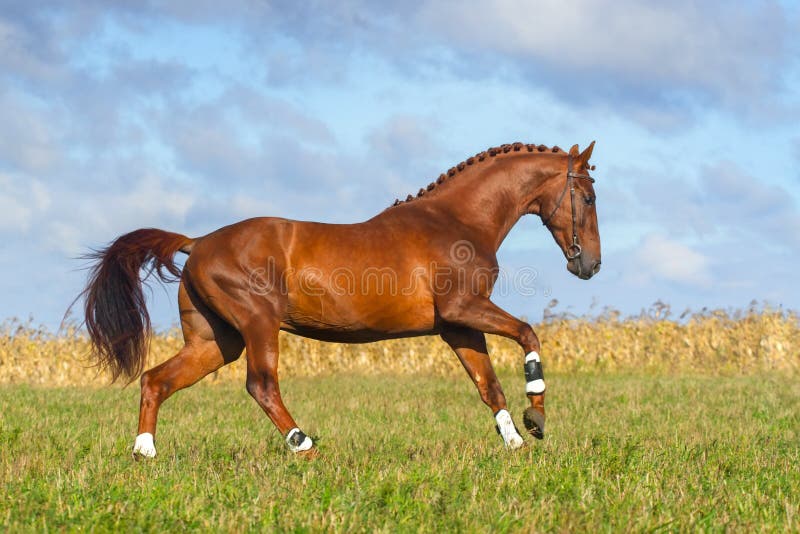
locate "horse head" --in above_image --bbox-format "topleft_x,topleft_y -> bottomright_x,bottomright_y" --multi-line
540,142 -> 601,280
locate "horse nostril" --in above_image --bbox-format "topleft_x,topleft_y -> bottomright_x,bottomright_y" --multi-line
592,261 -> 601,275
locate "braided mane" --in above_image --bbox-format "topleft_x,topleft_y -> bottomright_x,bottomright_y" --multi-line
389,142 -> 565,208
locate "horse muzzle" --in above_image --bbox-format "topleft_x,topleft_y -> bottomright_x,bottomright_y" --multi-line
567,257 -> 601,280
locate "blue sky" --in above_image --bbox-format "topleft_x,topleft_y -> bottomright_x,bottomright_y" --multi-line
1,1 -> 799,329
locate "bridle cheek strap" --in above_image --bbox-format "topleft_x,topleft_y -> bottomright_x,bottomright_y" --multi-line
540,154 -> 594,261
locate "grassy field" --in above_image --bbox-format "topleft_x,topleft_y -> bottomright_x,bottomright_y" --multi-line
2,371 -> 798,532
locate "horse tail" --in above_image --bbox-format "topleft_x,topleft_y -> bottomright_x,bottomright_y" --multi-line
80,228 -> 195,382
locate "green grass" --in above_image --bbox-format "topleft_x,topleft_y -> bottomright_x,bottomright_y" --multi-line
1,372 -> 798,532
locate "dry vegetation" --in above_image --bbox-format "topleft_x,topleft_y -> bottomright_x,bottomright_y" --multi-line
2,302 -> 797,386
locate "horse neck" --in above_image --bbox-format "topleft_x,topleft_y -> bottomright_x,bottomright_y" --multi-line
432,155 -> 558,251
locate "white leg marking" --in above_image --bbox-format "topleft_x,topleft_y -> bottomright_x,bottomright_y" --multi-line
132,432 -> 156,458
495,409 -> 524,449
286,428 -> 313,452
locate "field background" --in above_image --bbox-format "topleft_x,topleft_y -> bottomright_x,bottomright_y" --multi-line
2,304 -> 798,385
1,305 -> 799,531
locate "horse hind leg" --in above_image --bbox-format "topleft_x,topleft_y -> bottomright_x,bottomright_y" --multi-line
240,318 -> 316,456
133,282 -> 244,459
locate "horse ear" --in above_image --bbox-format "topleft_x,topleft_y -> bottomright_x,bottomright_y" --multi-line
578,141 -> 595,164
569,144 -> 580,157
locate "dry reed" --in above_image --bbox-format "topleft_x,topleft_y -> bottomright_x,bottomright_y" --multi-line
1,303 -> 797,386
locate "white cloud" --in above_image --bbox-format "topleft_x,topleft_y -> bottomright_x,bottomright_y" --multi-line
222,86 -> 335,145
44,220 -> 83,256
0,190 -> 32,232
367,114 -> 440,169
0,173 -> 51,232
624,160 -> 800,251
0,15 -> 66,85
230,194 -> 272,219
0,89 -> 65,173
632,234 -> 711,288
29,180 -> 52,211
121,174 -> 194,221
42,174 -> 195,255
416,0 -> 791,105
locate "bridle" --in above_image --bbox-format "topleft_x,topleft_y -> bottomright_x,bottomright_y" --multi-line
540,154 -> 595,261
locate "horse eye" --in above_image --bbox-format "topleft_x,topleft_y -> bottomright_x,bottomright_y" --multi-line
584,196 -> 595,206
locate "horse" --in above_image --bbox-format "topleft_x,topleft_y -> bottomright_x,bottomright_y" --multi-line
78,141 -> 601,458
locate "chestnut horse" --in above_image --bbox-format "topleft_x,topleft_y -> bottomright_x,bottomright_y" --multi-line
79,141 -> 600,457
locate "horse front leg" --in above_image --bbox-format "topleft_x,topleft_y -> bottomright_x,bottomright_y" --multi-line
438,297 -> 547,440
440,326 -> 523,449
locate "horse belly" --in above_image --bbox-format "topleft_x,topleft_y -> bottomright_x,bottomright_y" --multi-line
282,292 -> 436,343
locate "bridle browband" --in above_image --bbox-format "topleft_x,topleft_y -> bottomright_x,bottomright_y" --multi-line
540,154 -> 595,261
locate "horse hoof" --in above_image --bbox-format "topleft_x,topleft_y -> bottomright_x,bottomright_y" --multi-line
523,407 -> 545,440
132,433 -> 157,459
507,434 -> 525,450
